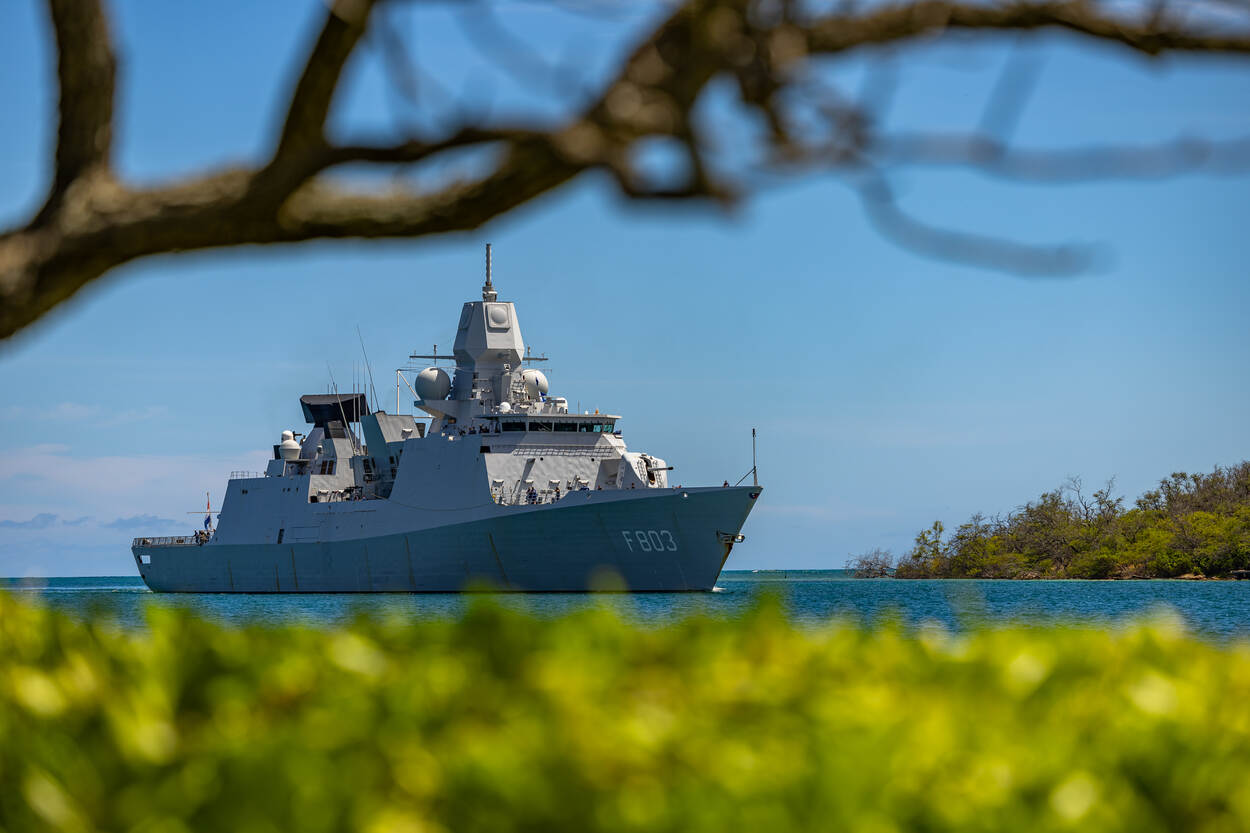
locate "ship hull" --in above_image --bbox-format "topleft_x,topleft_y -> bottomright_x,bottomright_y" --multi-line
133,486 -> 760,593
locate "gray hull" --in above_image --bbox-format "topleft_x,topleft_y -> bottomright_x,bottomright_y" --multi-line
133,486 -> 760,592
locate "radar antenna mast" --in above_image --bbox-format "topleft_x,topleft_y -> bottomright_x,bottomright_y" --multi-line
752,428 -> 758,487
185,491 -> 216,531
482,243 -> 497,302
356,325 -> 379,410
734,428 -> 760,487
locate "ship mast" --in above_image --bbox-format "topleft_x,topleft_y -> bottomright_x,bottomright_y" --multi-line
482,243 -> 497,302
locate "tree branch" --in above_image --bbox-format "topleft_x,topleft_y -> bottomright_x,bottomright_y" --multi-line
321,127 -> 543,169
4,0 -> 1250,342
805,1 -> 1250,58
276,141 -> 581,240
272,0 -> 379,166
42,0 -> 117,199
855,174 -> 1097,276
879,132 -> 1250,180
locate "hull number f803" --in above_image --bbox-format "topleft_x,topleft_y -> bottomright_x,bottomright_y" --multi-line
622,529 -> 677,552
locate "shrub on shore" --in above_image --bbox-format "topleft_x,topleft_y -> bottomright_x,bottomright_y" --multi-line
3,593 -> 1249,832
874,461 -> 1250,579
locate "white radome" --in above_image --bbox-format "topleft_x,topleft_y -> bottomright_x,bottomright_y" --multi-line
416,366 -> 452,400
522,368 -> 549,399
279,431 -> 301,461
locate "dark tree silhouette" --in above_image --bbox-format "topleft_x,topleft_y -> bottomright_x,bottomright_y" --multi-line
849,547 -> 895,577
2,0 -> 1248,340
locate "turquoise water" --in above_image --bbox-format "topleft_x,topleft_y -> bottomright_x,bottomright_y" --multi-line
5,571 -> 1249,639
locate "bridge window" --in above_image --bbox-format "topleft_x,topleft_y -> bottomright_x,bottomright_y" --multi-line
501,421 -> 526,432
530,421 -> 553,432
554,422 -> 577,432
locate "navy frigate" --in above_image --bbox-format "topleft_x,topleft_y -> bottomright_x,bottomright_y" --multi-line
132,248 -> 761,592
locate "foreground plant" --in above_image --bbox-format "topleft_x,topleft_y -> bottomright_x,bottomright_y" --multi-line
1,593 -> 1248,832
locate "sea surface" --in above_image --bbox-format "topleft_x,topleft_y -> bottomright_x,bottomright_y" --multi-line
4,571 -> 1249,640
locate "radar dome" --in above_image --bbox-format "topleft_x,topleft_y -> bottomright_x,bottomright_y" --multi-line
522,368 -> 549,399
279,431 -> 301,461
499,401 -> 512,414
415,367 -> 451,400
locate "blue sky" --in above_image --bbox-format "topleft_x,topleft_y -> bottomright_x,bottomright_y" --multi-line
1,1 -> 1247,575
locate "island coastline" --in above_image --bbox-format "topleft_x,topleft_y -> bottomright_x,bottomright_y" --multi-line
851,461 -> 1250,581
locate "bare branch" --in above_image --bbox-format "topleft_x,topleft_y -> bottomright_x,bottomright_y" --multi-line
805,1 -> 1250,58
42,0 -> 117,197
879,132 -> 1250,180
855,174 -> 1097,276
276,140 -> 580,240
977,38 -> 1045,140
372,7 -> 457,133
322,127 -> 545,169
4,0 -> 1250,342
454,2 -> 563,92
273,0 -> 379,164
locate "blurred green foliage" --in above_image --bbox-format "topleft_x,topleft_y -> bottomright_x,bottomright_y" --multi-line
3,592 -> 1250,833
890,461 -> 1250,578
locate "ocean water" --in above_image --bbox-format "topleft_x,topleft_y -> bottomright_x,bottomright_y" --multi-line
4,571 -> 1249,639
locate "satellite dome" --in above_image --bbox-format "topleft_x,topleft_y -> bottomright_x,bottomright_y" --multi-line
499,401 -> 512,414
415,367 -> 451,401
522,368 -> 549,399
279,431 -> 301,461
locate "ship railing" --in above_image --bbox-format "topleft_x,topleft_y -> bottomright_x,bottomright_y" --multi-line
132,535 -> 206,548
494,486 -> 590,507
229,470 -> 265,480
507,445 -> 609,458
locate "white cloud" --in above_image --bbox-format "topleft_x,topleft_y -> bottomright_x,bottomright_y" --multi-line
0,512 -> 59,530
51,402 -> 99,420
102,514 -> 181,530
0,444 -> 267,512
0,445 -> 269,575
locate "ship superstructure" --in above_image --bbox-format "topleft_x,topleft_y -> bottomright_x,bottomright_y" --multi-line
132,249 -> 761,592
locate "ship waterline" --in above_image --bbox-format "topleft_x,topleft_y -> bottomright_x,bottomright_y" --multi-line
134,486 -> 760,593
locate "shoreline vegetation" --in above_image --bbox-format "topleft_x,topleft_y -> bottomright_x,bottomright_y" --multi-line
3,593 -> 1250,831
852,461 -> 1250,580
